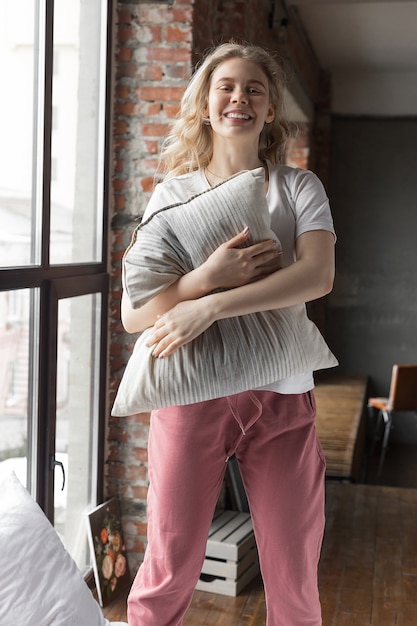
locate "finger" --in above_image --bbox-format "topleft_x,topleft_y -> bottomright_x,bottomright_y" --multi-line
151,336 -> 169,357
255,249 -> 282,265
146,326 -> 166,348
225,226 -> 251,248
152,344 -> 165,358
258,253 -> 282,270
153,314 -> 165,328
247,240 -> 281,258
153,335 -> 181,358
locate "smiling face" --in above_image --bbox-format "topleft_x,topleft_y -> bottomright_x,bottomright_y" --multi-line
205,57 -> 276,146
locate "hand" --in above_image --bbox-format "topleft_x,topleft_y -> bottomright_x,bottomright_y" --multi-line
203,227 -> 282,290
146,298 -> 214,358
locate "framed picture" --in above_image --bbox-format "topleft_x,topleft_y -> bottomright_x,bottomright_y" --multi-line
87,497 -> 130,607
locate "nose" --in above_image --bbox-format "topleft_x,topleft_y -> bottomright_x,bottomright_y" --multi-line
231,88 -> 248,104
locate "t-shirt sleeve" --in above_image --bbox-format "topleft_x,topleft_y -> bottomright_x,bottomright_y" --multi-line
141,173 -> 205,222
141,183 -> 175,221
290,169 -> 336,240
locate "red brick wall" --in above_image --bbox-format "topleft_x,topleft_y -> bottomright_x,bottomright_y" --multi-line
108,0 -> 331,574
108,0 -> 194,574
285,122 -> 311,170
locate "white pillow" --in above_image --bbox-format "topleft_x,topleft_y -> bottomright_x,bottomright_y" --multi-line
112,167 -> 337,415
0,470 -> 127,626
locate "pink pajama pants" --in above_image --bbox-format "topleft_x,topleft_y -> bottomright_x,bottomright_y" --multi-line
127,390 -> 326,626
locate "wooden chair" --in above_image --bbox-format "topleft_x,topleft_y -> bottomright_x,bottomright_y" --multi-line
368,364 -> 417,476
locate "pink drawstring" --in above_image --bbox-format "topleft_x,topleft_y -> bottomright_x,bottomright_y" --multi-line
225,392 -> 264,460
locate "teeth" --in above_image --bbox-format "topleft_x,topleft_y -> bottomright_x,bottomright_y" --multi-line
226,112 -> 250,120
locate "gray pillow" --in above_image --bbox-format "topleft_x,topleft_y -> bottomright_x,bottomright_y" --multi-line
112,168 -> 337,415
123,167 -> 280,306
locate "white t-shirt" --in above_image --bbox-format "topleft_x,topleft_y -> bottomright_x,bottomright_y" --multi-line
142,161 -> 335,394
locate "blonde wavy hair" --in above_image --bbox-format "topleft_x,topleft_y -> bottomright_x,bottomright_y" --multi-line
158,42 -> 290,180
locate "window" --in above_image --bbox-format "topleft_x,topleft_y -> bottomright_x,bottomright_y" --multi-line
0,0 -> 112,574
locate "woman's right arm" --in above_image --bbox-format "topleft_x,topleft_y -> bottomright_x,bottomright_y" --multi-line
121,265 -> 213,333
121,228 -> 281,333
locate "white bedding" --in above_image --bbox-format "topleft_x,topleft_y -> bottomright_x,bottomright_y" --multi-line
0,469 -> 127,626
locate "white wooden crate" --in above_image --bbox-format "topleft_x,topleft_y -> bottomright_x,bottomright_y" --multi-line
196,510 -> 260,597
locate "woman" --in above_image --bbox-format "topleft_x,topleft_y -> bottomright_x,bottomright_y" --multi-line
123,42 -> 336,626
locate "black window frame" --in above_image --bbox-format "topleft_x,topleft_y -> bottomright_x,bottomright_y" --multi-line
0,0 -> 114,520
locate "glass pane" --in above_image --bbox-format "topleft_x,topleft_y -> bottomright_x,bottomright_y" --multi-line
0,289 -> 39,491
0,3 -> 38,267
50,0 -> 106,264
55,293 -> 101,572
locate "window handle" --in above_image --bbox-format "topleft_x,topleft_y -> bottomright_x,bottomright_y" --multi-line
50,456 -> 66,491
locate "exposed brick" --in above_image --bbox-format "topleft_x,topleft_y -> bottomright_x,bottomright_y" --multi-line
115,84 -> 130,100
125,463 -> 148,482
112,230 -> 125,246
140,177 -> 155,192
132,447 -> 148,463
166,24 -> 192,44
132,486 -> 148,501
110,247 -> 124,261
117,24 -> 134,43
117,9 -> 132,24
135,6 -> 193,24
136,86 -> 185,102
114,158 -> 124,173
163,63 -> 190,80
162,103 -> 181,119
113,120 -> 129,136
110,356 -> 127,372
107,445 -> 121,463
115,63 -> 143,80
114,101 -> 139,116
112,177 -> 133,191
146,46 -> 191,63
135,24 -> 162,44
140,122 -> 170,136
114,194 -> 126,210
135,64 -> 164,82
116,46 -> 132,63
106,463 -> 127,480
144,140 -> 159,154
136,157 -> 159,174
125,535 -> 146,555
128,413 -> 151,428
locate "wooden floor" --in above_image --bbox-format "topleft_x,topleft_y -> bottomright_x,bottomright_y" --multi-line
103,447 -> 417,625
320,482 -> 417,625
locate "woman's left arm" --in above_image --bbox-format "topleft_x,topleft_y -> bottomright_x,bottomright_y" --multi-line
147,229 -> 334,357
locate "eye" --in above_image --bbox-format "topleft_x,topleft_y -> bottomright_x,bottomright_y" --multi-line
247,86 -> 264,95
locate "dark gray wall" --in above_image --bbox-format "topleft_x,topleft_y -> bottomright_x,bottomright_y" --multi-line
326,117 -> 417,442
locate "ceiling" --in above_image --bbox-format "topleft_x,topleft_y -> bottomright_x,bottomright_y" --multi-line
285,0 -> 417,117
